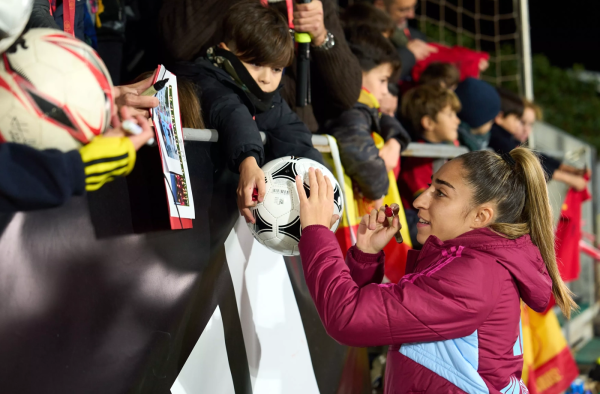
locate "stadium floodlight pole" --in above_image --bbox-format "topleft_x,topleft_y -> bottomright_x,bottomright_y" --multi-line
295,0 -> 311,107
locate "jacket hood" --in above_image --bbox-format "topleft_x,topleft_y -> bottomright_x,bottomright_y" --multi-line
425,227 -> 552,312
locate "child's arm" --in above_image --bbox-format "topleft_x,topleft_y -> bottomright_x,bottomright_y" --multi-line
258,95 -> 324,164
299,226 -> 500,347
379,114 -> 411,151
328,109 -> 389,200
552,170 -> 588,191
198,76 -> 265,173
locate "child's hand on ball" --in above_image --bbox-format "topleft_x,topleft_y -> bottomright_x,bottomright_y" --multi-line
238,157 -> 266,223
296,168 -> 339,229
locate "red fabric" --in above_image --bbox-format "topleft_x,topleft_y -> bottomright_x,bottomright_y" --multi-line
48,0 -> 56,15
299,225 -> 552,393
542,182 -> 591,313
382,238 -> 409,283
63,0 -> 76,36
554,184 -> 591,282
411,44 -> 489,83
397,156 -> 433,210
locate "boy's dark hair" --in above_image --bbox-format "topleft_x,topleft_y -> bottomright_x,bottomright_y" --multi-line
345,25 -> 401,79
401,84 -> 461,134
496,87 -> 524,118
341,3 -> 395,37
222,0 -> 294,68
419,62 -> 460,88
388,81 -> 399,97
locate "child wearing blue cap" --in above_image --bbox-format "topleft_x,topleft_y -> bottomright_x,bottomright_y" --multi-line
453,77 -> 501,151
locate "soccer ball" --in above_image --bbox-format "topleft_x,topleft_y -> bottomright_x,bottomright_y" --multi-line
0,28 -> 114,151
248,157 -> 344,256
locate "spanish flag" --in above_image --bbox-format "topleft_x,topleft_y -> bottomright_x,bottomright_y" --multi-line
521,304 -> 578,394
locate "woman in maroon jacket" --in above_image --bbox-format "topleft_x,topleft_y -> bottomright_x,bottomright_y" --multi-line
296,147 -> 575,394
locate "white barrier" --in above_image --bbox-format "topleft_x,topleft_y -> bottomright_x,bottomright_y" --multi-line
172,219 -> 319,393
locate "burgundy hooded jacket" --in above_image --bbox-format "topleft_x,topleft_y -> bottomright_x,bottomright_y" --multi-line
298,225 -> 552,394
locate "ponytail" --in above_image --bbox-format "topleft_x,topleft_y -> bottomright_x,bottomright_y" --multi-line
460,148 -> 577,318
508,148 -> 577,318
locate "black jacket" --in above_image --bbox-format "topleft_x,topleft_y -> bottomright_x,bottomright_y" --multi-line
0,143 -> 85,213
488,123 -> 561,178
390,27 -> 429,81
171,59 -> 323,172
325,104 -> 410,200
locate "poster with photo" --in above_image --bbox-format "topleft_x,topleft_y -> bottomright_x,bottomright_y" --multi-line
151,66 -> 195,223
154,79 -> 183,175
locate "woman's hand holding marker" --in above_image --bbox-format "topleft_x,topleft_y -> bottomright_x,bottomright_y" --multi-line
356,203 -> 402,254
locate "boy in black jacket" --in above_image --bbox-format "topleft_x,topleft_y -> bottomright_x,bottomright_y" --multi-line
325,26 -> 410,207
172,0 -> 322,223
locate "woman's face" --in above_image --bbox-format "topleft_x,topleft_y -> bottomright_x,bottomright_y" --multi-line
413,159 -> 486,244
519,107 -> 536,143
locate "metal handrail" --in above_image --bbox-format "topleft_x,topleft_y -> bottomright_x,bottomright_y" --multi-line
182,128 -> 469,159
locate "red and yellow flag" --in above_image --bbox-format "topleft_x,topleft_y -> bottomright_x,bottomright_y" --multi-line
521,304 -> 578,394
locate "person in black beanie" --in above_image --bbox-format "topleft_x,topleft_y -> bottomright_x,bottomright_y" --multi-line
454,77 -> 500,151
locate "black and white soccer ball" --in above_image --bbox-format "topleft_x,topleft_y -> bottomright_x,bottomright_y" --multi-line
248,157 -> 343,256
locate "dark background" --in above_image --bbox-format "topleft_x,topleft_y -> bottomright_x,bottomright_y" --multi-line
529,0 -> 600,71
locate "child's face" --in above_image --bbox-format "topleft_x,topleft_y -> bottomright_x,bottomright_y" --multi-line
362,63 -> 393,104
240,61 -> 284,93
424,105 -> 460,142
518,107 -> 536,143
495,113 -> 524,139
219,42 -> 284,93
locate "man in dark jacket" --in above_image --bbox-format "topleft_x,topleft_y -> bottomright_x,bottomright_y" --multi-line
159,0 -> 362,132
374,0 -> 437,80
170,2 -> 323,224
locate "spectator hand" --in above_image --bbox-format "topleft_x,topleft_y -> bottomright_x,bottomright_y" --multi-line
296,168 -> 339,229
106,106 -> 155,150
379,139 -> 401,172
478,58 -> 489,72
294,0 -> 327,47
406,39 -> 438,61
356,205 -> 401,254
238,156 -> 266,223
113,73 -> 160,118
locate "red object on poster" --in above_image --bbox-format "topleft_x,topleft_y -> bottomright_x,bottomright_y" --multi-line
411,44 -> 489,83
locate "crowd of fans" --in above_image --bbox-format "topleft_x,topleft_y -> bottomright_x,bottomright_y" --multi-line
0,0 -> 591,392
1,0 -> 590,241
